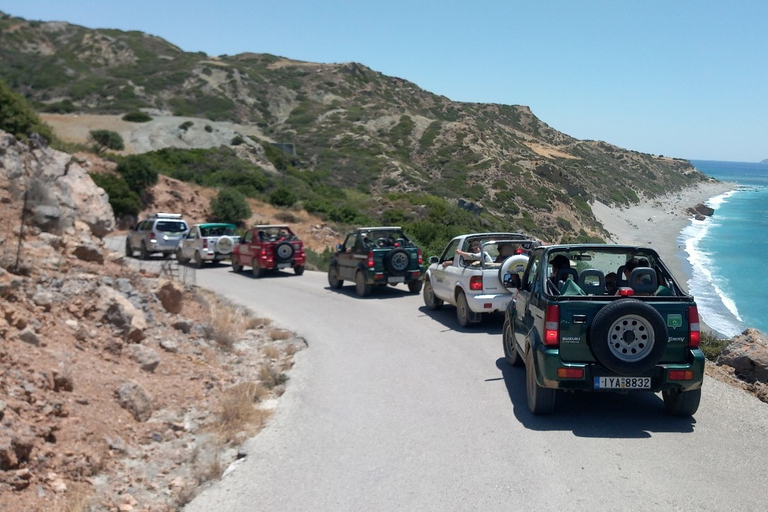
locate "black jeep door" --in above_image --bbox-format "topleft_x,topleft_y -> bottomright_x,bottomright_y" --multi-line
336,233 -> 361,281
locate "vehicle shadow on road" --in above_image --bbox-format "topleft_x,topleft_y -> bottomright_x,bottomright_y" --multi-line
418,305 -> 504,335
494,358 -> 696,437
325,284 -> 424,300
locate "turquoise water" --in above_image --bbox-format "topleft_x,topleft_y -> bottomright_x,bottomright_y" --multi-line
684,160 -> 768,337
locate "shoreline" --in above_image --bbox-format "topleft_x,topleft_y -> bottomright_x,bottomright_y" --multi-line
591,179 -> 736,334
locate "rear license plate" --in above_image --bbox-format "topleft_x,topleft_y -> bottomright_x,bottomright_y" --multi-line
594,377 -> 651,390
277,263 -> 290,269
388,276 -> 405,283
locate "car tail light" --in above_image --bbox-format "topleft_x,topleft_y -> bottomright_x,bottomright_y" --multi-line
150,231 -> 157,242
367,251 -> 375,268
469,275 -> 483,291
417,249 -> 423,266
544,304 -> 559,347
669,370 -> 694,381
202,239 -> 208,249
688,306 -> 701,347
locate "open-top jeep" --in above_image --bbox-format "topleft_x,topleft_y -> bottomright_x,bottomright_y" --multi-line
504,244 -> 704,416
176,223 -> 240,268
231,225 -> 305,278
328,226 -> 423,297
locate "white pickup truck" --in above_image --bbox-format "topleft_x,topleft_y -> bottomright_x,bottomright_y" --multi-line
176,223 -> 240,268
422,232 -> 537,327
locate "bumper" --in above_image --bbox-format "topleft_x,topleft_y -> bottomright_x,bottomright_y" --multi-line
532,347 -> 706,393
468,293 -> 513,314
370,270 -> 421,285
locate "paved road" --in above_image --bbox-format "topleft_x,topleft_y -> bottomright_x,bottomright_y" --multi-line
180,266 -> 768,512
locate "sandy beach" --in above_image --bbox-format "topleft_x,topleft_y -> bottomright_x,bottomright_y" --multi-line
591,179 -> 735,332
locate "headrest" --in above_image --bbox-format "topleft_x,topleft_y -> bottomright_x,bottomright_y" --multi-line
579,269 -> 605,295
556,268 -> 578,283
629,267 -> 657,294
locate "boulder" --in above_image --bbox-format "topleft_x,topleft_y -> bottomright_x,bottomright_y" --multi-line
717,328 -> 768,384
153,280 -> 183,314
115,381 -> 153,422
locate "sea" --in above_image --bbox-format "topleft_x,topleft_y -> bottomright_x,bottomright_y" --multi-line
682,159 -> 768,337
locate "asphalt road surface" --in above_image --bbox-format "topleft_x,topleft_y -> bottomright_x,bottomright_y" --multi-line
175,265 -> 768,512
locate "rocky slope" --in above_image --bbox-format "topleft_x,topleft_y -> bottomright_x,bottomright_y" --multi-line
0,130 -> 306,511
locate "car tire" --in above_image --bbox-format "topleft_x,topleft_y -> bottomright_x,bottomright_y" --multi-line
526,348 -> 556,415
662,387 -> 701,416
423,279 -> 443,310
176,248 -> 187,265
590,299 -> 668,376
140,242 -> 149,260
194,252 -> 204,269
408,279 -> 423,294
232,258 -> 242,273
252,259 -> 266,278
328,265 -> 343,289
383,248 -> 410,275
456,291 -> 480,327
355,270 -> 372,297
274,242 -> 295,262
125,238 -> 133,258
499,254 -> 529,289
503,319 -> 524,367
216,236 -> 234,255
294,265 -> 305,276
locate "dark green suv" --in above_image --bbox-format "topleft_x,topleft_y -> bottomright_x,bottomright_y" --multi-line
328,226 -> 423,297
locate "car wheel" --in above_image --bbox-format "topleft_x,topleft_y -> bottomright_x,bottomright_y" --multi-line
274,242 -> 295,262
503,319 -> 524,367
252,259 -> 266,278
423,279 -> 444,310
526,348 -> 556,415
125,238 -> 133,258
232,257 -> 242,273
456,291 -> 480,327
328,265 -> 343,289
140,242 -> 149,260
408,279 -> 423,294
176,248 -> 187,265
294,265 -> 305,276
383,248 -> 410,275
355,270 -> 372,297
194,252 -> 204,269
590,299 -> 668,375
662,387 -> 701,416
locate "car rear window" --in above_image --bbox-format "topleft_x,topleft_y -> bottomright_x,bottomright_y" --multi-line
155,221 -> 187,233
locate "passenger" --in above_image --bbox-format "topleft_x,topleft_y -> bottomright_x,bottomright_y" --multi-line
605,272 -> 618,295
549,254 -> 571,287
442,240 -> 492,267
495,243 -> 516,263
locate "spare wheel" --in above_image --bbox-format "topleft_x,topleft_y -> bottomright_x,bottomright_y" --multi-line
498,254 -> 529,289
274,242 -> 295,262
589,299 -> 668,376
384,248 -> 410,275
216,236 -> 234,255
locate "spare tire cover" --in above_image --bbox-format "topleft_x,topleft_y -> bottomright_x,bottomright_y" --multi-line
589,299 -> 668,376
499,254 -> 529,289
216,236 -> 234,255
274,242 -> 295,262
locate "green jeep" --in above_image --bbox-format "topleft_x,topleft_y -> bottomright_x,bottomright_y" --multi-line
328,226 -> 424,297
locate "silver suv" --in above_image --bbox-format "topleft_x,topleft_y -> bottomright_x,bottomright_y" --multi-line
126,213 -> 189,259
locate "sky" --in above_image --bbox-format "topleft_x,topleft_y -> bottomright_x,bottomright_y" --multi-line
1,1 -> 766,163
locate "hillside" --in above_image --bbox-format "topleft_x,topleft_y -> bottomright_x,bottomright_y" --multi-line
0,11 -> 711,245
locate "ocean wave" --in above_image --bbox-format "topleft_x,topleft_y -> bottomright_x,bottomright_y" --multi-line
680,192 -> 745,337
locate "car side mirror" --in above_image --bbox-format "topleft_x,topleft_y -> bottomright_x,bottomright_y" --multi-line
337,244 -> 343,251
429,256 -> 439,264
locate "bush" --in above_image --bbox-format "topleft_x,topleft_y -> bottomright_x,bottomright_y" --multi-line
116,155 -> 159,191
211,188 -> 251,224
0,79 -> 55,143
89,130 -> 124,152
89,173 -> 142,218
269,188 -> 297,207
179,121 -> 194,131
122,110 -> 152,122
700,331 -> 731,361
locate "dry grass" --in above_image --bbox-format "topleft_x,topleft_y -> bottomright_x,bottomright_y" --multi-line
259,362 -> 288,389
245,316 -> 271,330
215,382 -> 270,439
51,483 -> 93,512
262,345 -> 280,360
269,328 -> 292,341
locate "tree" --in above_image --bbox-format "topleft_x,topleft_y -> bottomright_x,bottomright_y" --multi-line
269,187 -> 297,207
0,79 -> 55,143
89,173 -> 142,218
116,155 -> 159,191
211,188 -> 251,224
89,130 -> 125,152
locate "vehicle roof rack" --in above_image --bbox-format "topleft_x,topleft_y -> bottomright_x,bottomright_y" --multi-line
146,212 -> 183,219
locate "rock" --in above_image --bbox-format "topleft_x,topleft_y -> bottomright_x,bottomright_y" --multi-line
127,344 -> 160,373
159,339 -> 179,353
53,370 -> 75,392
16,327 -> 40,346
153,280 -> 183,314
172,319 -> 193,334
98,285 -> 147,342
717,328 -> 768,384
115,381 -> 153,422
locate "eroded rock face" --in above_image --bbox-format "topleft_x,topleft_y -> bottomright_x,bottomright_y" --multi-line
717,328 -> 768,384
0,131 -> 115,238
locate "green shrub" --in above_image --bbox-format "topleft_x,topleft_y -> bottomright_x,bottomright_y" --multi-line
211,188 -> 252,224
231,135 -> 245,145
89,130 -> 125,152
179,121 -> 194,131
0,80 -> 55,143
122,110 -> 152,122
204,124 -> 213,133
269,188 -> 297,207
89,172 -> 141,218
700,331 -> 730,361
116,155 -> 159,191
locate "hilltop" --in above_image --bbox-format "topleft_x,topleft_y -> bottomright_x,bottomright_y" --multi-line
0,11 -> 711,247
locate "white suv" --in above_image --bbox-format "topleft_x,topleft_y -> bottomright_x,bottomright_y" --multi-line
176,223 -> 240,268
126,213 -> 189,259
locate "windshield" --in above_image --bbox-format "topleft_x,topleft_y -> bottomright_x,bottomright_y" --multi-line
155,221 -> 187,233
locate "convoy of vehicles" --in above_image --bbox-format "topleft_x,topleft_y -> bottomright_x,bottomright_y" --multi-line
126,214 -> 704,417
